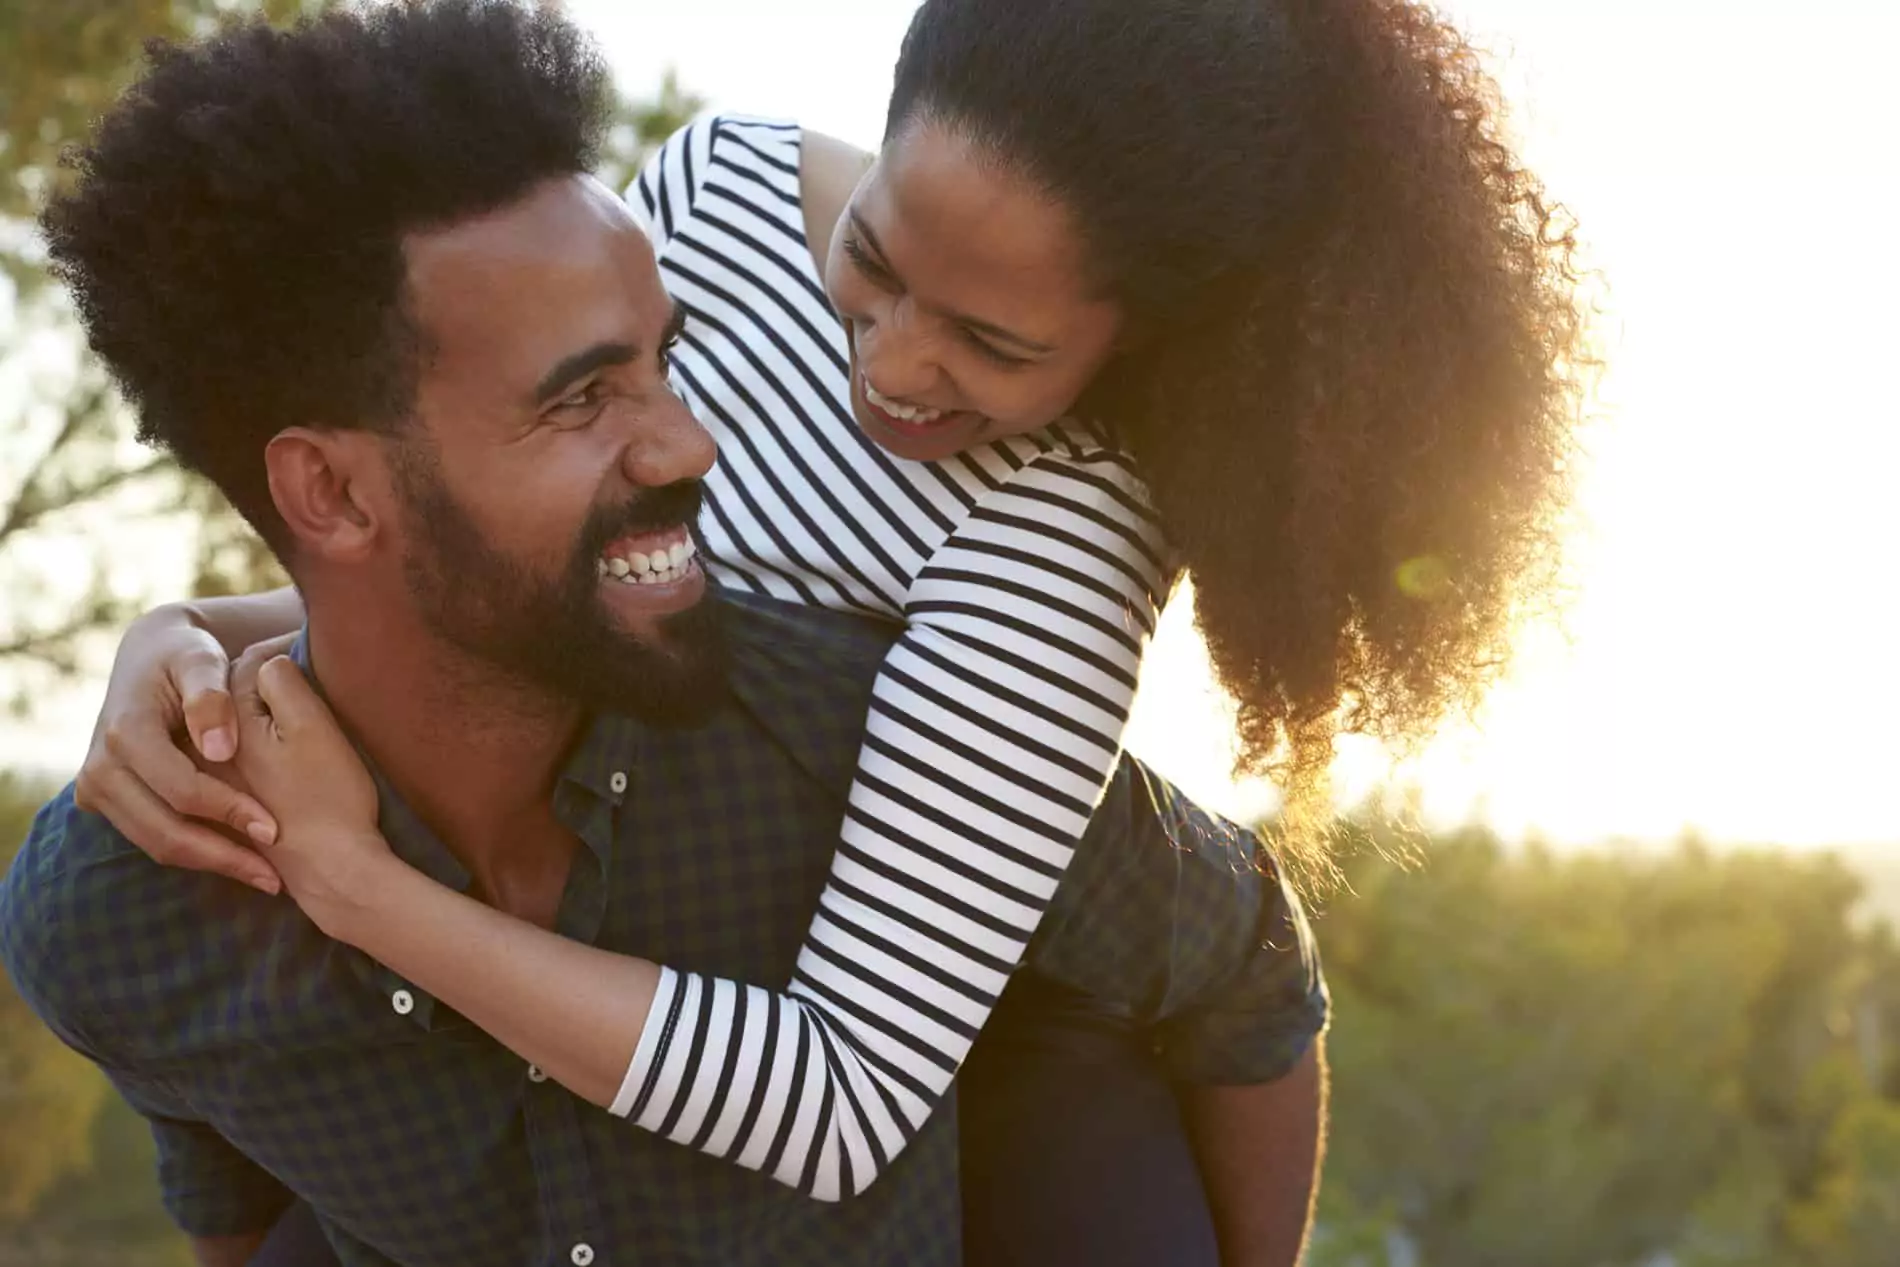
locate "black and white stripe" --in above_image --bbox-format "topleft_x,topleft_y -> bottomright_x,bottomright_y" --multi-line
611,115 -> 1165,1200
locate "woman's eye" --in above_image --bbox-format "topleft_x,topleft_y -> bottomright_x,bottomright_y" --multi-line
843,236 -> 900,291
963,330 -> 1031,368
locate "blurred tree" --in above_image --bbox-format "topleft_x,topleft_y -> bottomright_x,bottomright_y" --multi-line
0,1 -> 317,710
1309,828 -> 1899,1267
0,0 -> 702,712
596,65 -> 705,196
1779,1094 -> 1900,1266
3,1091 -> 194,1266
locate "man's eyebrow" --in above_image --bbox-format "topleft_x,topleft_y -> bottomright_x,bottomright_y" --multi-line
532,342 -> 639,405
847,211 -> 1054,357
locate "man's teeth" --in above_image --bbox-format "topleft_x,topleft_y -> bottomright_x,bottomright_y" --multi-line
864,379 -> 945,424
597,537 -> 697,585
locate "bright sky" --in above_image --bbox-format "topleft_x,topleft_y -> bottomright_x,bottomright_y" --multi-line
4,0 -> 1896,850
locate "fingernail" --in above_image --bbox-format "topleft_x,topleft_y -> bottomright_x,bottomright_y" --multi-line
202,728 -> 235,763
250,874 -> 281,896
246,821 -> 277,846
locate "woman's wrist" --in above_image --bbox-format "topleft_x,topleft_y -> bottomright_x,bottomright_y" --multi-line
296,839 -> 412,945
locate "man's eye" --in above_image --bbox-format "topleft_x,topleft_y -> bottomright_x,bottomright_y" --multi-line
557,383 -> 606,411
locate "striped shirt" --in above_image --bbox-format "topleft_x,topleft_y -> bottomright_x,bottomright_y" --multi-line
615,115 -> 1167,1199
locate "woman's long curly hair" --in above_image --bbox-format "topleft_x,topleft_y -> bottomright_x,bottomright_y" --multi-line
890,0 -> 1587,878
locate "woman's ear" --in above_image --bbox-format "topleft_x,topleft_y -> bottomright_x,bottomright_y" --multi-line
264,428 -> 386,564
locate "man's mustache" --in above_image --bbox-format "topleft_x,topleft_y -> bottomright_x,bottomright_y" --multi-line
580,480 -> 705,556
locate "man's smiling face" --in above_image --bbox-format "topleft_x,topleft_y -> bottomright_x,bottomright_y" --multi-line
383,174 -> 728,722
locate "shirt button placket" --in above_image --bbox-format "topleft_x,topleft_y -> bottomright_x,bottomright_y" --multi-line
526,1075 -> 608,1267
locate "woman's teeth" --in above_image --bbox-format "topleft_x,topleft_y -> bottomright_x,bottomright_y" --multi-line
863,379 -> 946,425
597,536 -> 697,585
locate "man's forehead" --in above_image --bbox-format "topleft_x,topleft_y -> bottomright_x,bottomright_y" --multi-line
404,174 -> 647,290
401,175 -> 662,388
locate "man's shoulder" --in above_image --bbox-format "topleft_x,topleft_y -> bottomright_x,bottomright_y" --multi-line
719,588 -> 898,669
0,784 -> 279,1057
710,589 -> 899,793
1028,758 -> 1330,1081
3,783 -> 138,957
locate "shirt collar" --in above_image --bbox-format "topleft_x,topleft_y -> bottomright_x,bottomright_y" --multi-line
284,592 -> 895,1024
716,591 -> 894,792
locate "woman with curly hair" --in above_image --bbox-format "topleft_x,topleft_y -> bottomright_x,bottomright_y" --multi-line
74,0 -> 1582,1261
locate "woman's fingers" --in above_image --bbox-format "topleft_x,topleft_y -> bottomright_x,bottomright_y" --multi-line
100,709 -> 277,845
253,656 -> 322,733
231,642 -> 280,735
175,647 -> 240,764
81,763 -> 281,894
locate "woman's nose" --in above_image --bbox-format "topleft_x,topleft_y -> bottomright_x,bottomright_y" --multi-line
854,304 -> 941,401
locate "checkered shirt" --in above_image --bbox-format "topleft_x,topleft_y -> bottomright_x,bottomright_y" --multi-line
0,591 -> 1327,1267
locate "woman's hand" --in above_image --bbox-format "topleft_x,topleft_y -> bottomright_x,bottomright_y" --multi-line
229,646 -> 396,938
74,608 -> 284,893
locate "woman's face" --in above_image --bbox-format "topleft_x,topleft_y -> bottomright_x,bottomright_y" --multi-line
824,120 -> 1126,462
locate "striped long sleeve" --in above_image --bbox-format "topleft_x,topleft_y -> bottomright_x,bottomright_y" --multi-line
612,450 -> 1163,1199
613,114 -> 1166,1198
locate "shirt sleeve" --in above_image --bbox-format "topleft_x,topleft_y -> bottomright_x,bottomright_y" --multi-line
622,113 -> 721,258
112,1069 -> 297,1239
1029,759 -> 1331,1086
0,789 -> 294,1238
610,447 -> 1166,1200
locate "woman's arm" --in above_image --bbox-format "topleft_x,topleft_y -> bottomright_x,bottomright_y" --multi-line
1180,1048 -> 1327,1267
178,587 -> 307,658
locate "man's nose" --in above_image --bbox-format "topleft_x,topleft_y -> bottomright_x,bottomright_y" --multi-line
623,388 -> 716,488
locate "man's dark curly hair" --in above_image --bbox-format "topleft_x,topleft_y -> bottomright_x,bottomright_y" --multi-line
42,0 -> 614,553
892,0 -> 1589,874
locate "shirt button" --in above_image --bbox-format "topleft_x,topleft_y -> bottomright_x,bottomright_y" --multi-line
391,989 -> 415,1016
609,771 -> 628,794
570,1244 -> 595,1266
527,1065 -> 548,1083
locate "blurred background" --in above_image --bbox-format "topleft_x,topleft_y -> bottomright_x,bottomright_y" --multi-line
1,1 -> 1895,1264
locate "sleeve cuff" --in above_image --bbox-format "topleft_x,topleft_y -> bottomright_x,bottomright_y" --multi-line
610,965 -> 683,1118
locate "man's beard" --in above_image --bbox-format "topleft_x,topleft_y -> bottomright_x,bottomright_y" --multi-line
392,449 -> 728,726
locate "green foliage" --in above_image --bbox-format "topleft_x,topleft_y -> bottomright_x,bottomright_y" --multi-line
0,1094 -> 193,1267
596,66 -> 706,198
1310,827 -> 1900,1267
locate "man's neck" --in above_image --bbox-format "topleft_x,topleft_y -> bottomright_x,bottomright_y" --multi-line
303,602 -> 582,879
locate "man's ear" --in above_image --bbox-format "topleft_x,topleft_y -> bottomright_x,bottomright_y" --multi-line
264,428 -> 390,564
